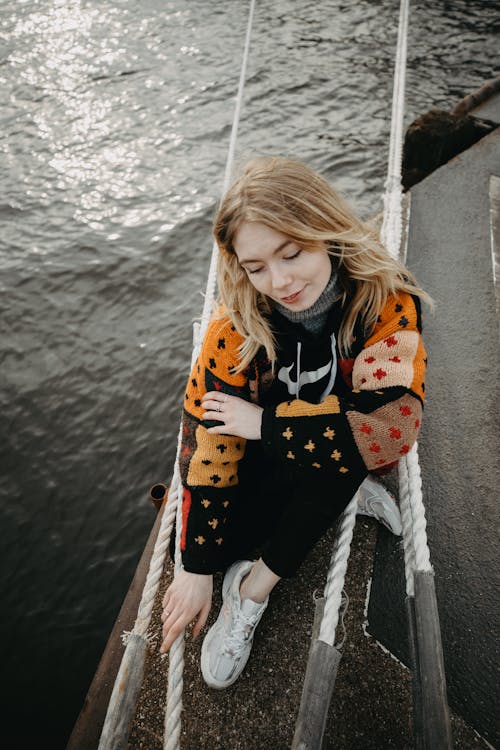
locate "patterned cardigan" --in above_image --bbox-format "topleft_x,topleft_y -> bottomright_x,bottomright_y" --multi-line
178,291 -> 426,573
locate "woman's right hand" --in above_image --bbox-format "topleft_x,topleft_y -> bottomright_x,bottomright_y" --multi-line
160,570 -> 213,653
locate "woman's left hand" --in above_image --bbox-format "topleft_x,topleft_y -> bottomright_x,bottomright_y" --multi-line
202,391 -> 263,440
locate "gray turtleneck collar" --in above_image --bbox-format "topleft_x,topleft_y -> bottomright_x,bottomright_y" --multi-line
275,267 -> 341,336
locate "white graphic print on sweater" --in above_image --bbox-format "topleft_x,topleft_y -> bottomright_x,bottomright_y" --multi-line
277,332 -> 338,401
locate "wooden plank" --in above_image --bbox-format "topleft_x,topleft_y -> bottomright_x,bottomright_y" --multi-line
66,496 -> 168,750
414,570 -> 453,749
406,595 -> 424,750
292,640 -> 342,750
292,597 -> 342,750
98,634 -> 147,750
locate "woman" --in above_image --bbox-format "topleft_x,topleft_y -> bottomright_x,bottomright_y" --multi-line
160,156 -> 430,689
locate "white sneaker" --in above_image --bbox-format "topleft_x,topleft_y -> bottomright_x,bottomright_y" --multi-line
201,560 -> 268,689
356,475 -> 402,536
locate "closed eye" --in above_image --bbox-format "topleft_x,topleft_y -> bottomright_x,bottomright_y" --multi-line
283,249 -> 302,261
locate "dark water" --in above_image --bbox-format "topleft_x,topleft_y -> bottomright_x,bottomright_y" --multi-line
0,0 -> 497,746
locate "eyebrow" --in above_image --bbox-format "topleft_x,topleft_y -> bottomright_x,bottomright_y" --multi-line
238,239 -> 293,266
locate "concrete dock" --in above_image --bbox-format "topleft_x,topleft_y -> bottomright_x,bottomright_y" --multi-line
369,96 -> 499,748
69,95 -> 499,749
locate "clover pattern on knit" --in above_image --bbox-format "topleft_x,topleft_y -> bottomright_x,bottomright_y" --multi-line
278,410 -> 359,477
360,294 -> 426,403
182,485 -> 232,553
186,424 -> 245,487
199,496 -> 231,548
346,393 -> 422,470
179,412 -> 245,489
366,293 -> 420,344
352,330 -> 420,390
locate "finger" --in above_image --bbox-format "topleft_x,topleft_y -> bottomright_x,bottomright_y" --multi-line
161,598 -> 179,626
161,609 -> 175,632
162,586 -> 173,609
160,618 -> 186,653
203,391 -> 222,401
161,607 -> 173,623
161,601 -> 184,626
161,594 -> 173,618
201,405 -> 222,416
192,600 -> 211,639
206,425 -> 228,434
202,399 -> 224,412
203,412 -> 226,423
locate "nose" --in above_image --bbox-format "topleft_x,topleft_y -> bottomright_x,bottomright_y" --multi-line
270,263 -> 293,292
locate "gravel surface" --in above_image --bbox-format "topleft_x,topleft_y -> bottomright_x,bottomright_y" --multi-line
128,519 -> 491,749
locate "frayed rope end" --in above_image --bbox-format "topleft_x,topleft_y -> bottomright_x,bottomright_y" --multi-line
121,629 -> 157,648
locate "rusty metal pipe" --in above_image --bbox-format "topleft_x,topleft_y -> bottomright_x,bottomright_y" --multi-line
148,482 -> 168,512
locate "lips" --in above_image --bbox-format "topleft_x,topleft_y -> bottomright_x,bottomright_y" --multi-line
281,289 -> 303,304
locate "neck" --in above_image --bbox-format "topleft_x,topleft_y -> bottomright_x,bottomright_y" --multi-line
275,267 -> 340,332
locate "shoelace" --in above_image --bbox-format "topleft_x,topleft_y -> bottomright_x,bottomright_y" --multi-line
223,610 -> 260,657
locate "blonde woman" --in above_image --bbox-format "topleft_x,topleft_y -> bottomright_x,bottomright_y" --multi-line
160,157 -> 430,689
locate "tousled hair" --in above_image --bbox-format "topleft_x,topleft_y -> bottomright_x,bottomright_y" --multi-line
213,156 -> 432,370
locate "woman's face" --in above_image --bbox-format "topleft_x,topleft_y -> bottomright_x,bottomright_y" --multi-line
233,221 -> 332,311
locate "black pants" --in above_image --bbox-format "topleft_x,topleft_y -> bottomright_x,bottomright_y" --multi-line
210,442 -> 367,578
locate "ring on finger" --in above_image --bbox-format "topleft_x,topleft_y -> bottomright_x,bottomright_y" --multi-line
164,610 -> 171,617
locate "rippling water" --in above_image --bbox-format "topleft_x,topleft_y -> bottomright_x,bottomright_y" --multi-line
0,0 -> 497,745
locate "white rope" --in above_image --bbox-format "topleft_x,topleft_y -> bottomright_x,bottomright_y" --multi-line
319,0 -> 429,644
379,0 -> 433,597
98,4 -> 257,749
404,443 -> 431,572
380,0 -> 410,260
163,3 -> 256,749
317,0 -> 412,645
196,0 -> 256,352
318,495 -> 358,646
397,451 -> 417,596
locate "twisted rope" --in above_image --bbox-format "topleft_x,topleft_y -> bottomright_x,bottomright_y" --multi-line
381,0 -> 410,261
379,0 -> 433,596
397,452 -> 417,596
318,496 -> 358,646
318,0 -> 424,648
163,3 -> 256,748
131,475 -> 181,639
404,444 -> 431,571
198,0 -> 256,346
100,5 -> 257,748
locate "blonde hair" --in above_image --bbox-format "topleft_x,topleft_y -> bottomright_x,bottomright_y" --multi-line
214,156 -> 432,370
